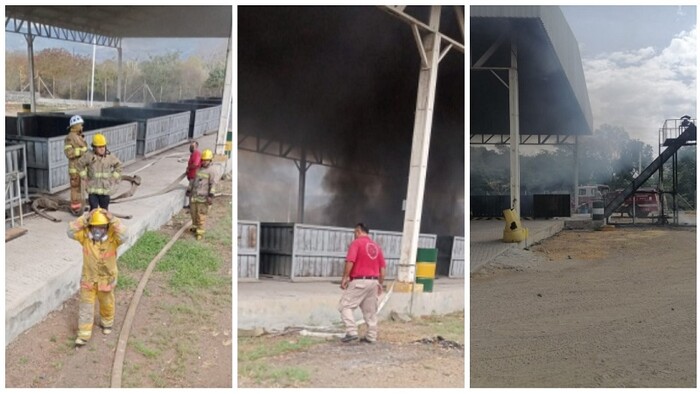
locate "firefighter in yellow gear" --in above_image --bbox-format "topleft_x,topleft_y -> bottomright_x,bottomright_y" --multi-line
67,208 -> 127,346
186,149 -> 217,240
77,133 -> 122,211
64,115 -> 89,216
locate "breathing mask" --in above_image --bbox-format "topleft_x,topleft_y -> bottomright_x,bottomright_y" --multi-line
88,226 -> 108,242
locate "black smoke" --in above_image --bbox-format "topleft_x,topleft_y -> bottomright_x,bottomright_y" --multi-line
238,6 -> 464,236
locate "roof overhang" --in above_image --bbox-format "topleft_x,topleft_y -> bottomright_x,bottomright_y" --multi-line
471,6 -> 593,136
6,6 -> 232,39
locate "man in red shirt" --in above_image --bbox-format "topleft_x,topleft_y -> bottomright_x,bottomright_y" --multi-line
338,223 -> 386,343
184,140 -> 201,208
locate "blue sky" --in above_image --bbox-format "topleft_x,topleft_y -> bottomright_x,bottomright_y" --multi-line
560,5 -> 697,151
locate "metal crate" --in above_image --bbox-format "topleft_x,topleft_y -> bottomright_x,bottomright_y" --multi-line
99,107 -> 190,158
238,220 -> 260,280
437,236 -> 465,278
370,230 -> 438,279
148,102 -> 222,139
5,114 -> 137,194
259,222 -> 437,280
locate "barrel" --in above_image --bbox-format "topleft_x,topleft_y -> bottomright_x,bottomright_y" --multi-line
416,248 -> 437,293
592,200 -> 604,221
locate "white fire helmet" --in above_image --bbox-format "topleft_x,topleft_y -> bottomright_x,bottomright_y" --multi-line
68,115 -> 84,128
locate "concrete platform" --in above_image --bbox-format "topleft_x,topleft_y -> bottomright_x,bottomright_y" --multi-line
5,133 -> 231,345
237,278 -> 464,330
469,219 -> 565,274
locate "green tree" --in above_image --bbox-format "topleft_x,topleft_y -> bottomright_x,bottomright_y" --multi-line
95,59 -> 119,101
177,55 -> 208,99
139,51 -> 182,102
5,51 -> 26,91
34,48 -> 91,99
202,62 -> 225,96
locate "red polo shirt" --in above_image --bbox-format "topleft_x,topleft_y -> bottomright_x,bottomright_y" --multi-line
346,235 -> 386,277
186,149 -> 202,181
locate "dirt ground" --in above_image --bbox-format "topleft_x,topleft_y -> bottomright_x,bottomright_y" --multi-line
471,226 -> 696,388
238,311 -> 465,388
5,179 -> 232,388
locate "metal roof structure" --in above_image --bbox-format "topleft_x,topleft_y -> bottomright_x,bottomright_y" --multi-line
6,5 -> 232,154
6,6 -> 231,47
471,5 -> 593,143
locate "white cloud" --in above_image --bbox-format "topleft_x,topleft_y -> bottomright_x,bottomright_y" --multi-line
582,27 -> 697,152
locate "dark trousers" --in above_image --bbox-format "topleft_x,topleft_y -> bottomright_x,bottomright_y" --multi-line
88,194 -> 110,211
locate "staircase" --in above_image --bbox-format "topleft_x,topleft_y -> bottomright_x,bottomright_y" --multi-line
604,121 -> 696,218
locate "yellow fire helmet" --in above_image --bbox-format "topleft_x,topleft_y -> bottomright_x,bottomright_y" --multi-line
89,209 -> 109,226
92,133 -> 107,147
201,149 -> 214,161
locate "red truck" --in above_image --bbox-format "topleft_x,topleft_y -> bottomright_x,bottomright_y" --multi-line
576,185 -> 660,217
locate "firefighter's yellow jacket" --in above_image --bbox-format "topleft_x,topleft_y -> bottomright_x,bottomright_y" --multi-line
67,214 -> 127,291
188,165 -> 218,203
77,151 -> 123,195
64,131 -> 88,175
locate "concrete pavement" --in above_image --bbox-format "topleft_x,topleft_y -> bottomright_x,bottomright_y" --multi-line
469,219 -> 565,274
5,133 -> 231,345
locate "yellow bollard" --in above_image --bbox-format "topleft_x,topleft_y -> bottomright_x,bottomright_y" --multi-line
502,208 -> 528,243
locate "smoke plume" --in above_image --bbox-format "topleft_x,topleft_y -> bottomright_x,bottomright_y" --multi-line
238,6 -> 464,236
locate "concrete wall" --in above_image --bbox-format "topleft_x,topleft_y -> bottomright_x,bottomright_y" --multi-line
237,279 -> 464,330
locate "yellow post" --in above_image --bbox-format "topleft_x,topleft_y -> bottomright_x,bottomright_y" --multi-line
502,208 -> 528,243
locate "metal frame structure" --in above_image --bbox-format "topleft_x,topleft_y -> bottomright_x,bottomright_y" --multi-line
657,118 -> 697,225
471,6 -> 593,218
6,15 -> 123,112
383,6 -> 463,285
237,220 -> 261,281
5,144 -> 30,228
6,6 -> 232,156
6,17 -> 122,47
237,133 -> 389,178
470,133 -> 578,145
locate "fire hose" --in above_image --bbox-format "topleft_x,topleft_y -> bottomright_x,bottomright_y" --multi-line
110,219 -> 192,388
30,194 -> 133,222
110,173 -> 186,204
30,171 -> 186,222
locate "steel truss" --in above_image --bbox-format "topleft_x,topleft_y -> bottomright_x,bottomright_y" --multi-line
470,133 -> 578,145
6,17 -> 121,48
237,133 -> 389,178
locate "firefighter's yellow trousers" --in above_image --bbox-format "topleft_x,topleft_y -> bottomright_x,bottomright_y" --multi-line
69,173 -> 83,214
77,282 -> 115,341
190,200 -> 209,237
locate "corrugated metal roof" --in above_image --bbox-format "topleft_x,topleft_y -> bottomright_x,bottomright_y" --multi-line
471,5 -> 593,135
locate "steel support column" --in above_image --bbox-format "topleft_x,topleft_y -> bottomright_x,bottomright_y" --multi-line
294,146 -> 311,223
24,31 -> 36,112
117,45 -> 123,102
216,34 -> 233,156
573,136 -> 579,213
509,37 -> 521,214
397,5 -> 441,284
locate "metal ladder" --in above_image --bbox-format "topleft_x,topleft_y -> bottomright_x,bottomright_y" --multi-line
603,121 -> 696,218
